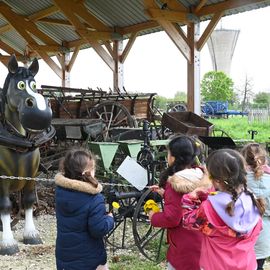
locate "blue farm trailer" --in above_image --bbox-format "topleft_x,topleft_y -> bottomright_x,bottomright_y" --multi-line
201,101 -> 248,118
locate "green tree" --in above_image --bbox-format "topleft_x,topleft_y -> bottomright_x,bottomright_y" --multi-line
174,91 -> 187,102
154,95 -> 168,111
253,92 -> 270,105
201,71 -> 234,101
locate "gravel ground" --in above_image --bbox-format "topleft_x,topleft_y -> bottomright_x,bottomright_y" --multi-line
0,214 -> 269,270
0,215 -> 56,270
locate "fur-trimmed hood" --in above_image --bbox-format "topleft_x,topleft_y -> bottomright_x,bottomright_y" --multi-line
55,173 -> 103,195
168,167 -> 212,194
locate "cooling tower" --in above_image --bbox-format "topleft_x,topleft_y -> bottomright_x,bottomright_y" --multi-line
207,29 -> 240,75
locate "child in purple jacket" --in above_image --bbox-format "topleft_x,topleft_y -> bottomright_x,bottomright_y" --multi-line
182,149 -> 265,270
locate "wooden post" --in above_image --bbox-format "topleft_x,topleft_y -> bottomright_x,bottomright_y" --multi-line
61,52 -> 70,87
113,40 -> 124,92
187,22 -> 201,114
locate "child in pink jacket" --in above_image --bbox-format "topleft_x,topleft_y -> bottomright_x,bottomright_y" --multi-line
182,149 -> 265,270
149,135 -> 212,270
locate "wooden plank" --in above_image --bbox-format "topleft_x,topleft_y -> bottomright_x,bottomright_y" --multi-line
83,31 -> 115,40
164,0 -> 188,11
158,20 -> 190,62
0,24 -> 12,34
196,11 -> 223,51
90,40 -> 114,71
40,84 -> 107,94
194,0 -> 208,13
37,18 -> 73,26
147,8 -> 190,25
144,0 -> 156,8
28,44 -> 63,53
67,46 -> 80,72
72,1 -> 111,32
187,23 -> 201,114
37,51 -> 62,79
51,118 -> 101,126
53,0 -> 114,71
121,32 -> 138,63
0,2 -> 58,46
28,5 -> 59,21
104,41 -> 114,58
196,0 -> 268,16
0,40 -> 22,55
121,21 -> 159,35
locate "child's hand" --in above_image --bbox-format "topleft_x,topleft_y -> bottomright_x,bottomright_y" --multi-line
107,212 -> 113,217
150,185 -> 164,197
148,210 -> 154,220
189,187 -> 209,200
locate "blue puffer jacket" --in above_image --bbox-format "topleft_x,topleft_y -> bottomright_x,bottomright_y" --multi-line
55,173 -> 114,270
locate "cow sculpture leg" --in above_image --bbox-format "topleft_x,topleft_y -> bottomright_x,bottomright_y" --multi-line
23,181 -> 42,245
0,190 -> 19,255
1,213 -> 19,255
0,181 -> 42,255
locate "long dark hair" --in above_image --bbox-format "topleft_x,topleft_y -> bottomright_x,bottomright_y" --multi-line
206,148 -> 265,216
60,147 -> 98,188
159,135 -> 200,188
241,143 -> 267,179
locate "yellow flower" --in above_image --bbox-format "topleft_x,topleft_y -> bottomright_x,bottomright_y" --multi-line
144,199 -> 160,214
112,201 -> 120,209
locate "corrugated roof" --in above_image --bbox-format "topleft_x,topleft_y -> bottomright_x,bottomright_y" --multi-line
0,0 -> 270,57
84,0 -> 149,27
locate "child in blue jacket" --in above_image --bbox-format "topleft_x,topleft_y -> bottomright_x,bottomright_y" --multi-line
55,148 -> 114,270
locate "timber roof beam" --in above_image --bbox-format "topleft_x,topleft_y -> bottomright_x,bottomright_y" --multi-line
53,0 -> 115,71
144,0 -> 191,62
0,2 -> 62,77
0,0 -> 268,71
195,0 -> 269,16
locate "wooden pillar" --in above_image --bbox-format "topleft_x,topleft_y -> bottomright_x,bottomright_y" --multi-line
113,40 -> 124,92
61,52 -> 70,87
187,22 -> 201,114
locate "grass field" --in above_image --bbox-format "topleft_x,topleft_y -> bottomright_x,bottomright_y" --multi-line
209,116 -> 270,143
109,254 -> 164,270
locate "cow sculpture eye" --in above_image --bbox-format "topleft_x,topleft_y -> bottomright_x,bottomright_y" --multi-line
29,81 -> 36,90
17,81 -> 26,90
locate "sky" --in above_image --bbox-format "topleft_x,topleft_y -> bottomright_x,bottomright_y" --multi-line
1,6 -> 270,98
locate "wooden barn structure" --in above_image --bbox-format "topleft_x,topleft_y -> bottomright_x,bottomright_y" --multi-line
0,0 -> 269,113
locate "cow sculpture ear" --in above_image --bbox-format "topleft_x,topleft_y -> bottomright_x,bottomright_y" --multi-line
28,58 -> 39,77
8,54 -> 19,74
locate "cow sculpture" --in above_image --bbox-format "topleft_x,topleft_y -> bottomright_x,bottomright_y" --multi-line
0,55 -> 55,255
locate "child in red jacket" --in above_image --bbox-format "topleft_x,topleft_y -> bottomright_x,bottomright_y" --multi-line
148,135 -> 212,270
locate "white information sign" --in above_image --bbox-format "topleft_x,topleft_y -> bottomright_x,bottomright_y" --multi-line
116,156 -> 148,191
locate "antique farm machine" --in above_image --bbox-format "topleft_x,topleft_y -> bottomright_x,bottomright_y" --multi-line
88,115 -> 214,262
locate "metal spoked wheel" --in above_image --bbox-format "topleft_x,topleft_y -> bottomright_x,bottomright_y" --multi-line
90,101 -> 137,141
168,103 -> 187,112
212,127 -> 230,137
137,148 -> 156,186
201,102 -> 214,118
105,185 -> 142,249
137,149 -> 154,169
132,188 -> 166,262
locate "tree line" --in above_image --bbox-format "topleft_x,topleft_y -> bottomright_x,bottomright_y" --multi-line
155,71 -> 270,111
